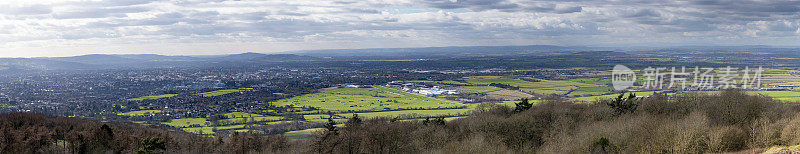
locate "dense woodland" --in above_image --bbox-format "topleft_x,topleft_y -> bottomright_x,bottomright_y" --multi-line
5,90 -> 800,153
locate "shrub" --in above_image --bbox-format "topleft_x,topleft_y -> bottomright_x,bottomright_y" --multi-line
782,115 -> 800,145
514,98 -> 533,112
708,125 -> 747,152
603,93 -> 638,115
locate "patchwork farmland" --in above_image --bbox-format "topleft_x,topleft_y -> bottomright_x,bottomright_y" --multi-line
118,70 -> 800,137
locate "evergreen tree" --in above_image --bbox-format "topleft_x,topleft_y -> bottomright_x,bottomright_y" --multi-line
93,124 -> 115,151
324,115 -> 337,132
514,98 -> 533,112
606,93 -> 638,115
345,113 -> 362,128
432,117 -> 446,125
136,137 -> 165,154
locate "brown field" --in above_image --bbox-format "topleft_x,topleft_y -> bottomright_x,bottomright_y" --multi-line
485,90 -> 534,100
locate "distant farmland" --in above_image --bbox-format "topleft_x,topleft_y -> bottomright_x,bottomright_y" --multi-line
124,71 -> 800,137
269,86 -> 463,112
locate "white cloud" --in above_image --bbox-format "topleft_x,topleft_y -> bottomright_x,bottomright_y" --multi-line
0,0 -> 799,57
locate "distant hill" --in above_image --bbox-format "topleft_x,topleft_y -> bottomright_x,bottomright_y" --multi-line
214,52 -> 320,62
0,58 -> 98,70
285,45 -> 593,59
115,54 -> 199,61
48,54 -> 201,65
0,53 -> 320,71
4,45 -> 800,71
48,54 -> 142,65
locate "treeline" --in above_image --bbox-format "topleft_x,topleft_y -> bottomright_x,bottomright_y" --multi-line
310,90 -> 800,153
489,83 -> 519,90
0,113 -> 301,153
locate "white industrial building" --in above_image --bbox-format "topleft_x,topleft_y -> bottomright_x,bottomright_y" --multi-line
412,86 -> 458,96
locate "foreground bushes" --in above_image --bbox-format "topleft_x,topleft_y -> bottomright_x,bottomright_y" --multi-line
313,90 -> 800,153
4,90 -> 800,153
0,113 -> 299,153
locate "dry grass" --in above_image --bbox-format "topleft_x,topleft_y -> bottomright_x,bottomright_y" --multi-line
310,90 -> 800,153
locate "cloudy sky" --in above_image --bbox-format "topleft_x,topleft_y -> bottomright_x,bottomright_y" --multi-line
1,0 -> 800,57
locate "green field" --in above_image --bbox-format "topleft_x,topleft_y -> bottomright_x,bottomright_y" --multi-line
284,128 -> 324,139
573,91 -> 668,101
162,86 -> 475,135
183,124 -> 247,135
572,86 -> 614,92
195,88 -> 252,97
521,80 -> 601,91
460,86 -> 503,93
624,68 -> 800,90
571,90 -> 800,102
117,110 -> 162,116
461,76 -> 605,95
216,112 -> 283,123
566,78 -> 612,85
168,112 -> 287,134
221,112 -> 265,118
411,76 -> 614,98
522,88 -> 567,95
463,77 -> 523,85
268,86 -> 462,112
163,118 -> 210,128
746,91 -> 800,102
126,94 -> 178,101
569,86 -> 614,97
334,108 -> 472,119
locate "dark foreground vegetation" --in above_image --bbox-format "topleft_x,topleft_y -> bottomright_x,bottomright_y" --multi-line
5,90 -> 800,153
313,90 -> 800,153
0,113 -> 298,153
